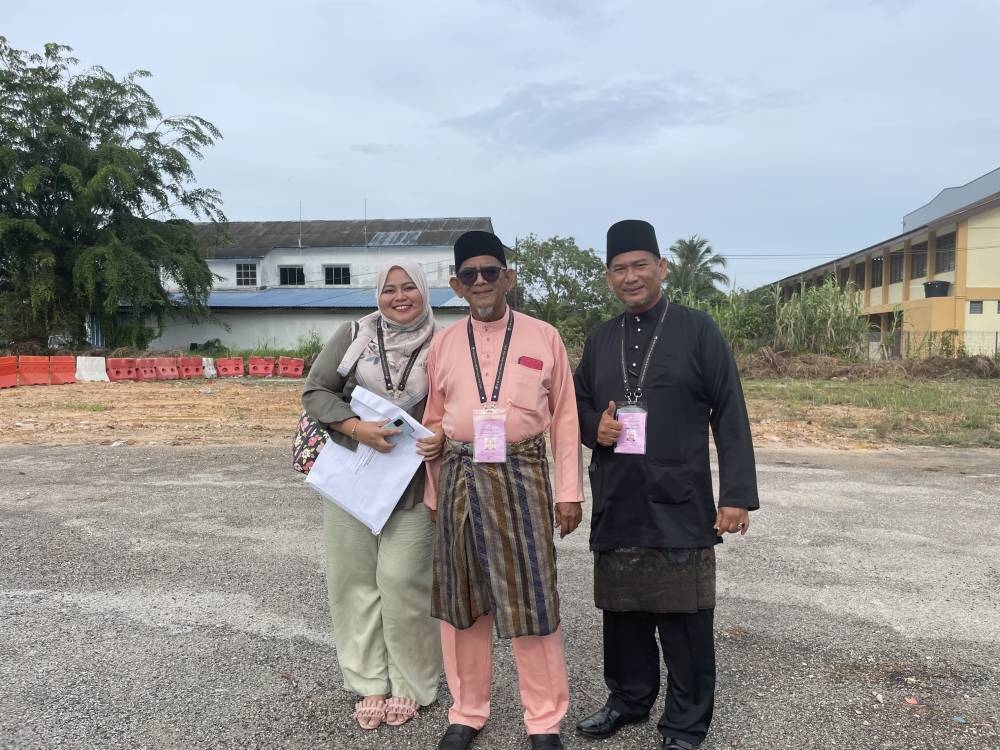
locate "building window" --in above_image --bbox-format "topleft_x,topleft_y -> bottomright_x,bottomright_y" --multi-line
235,263 -> 257,287
325,265 -> 351,285
970,300 -> 983,314
911,241 -> 927,279
870,256 -> 883,288
838,267 -> 850,288
889,253 -> 904,284
936,232 -> 956,273
855,263 -> 866,289
279,266 -> 305,285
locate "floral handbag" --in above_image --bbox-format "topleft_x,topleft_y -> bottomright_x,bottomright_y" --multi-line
291,411 -> 331,475
293,321 -> 360,475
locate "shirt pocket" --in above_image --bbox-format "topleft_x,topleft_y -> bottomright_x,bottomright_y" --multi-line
644,459 -> 693,505
508,363 -> 547,413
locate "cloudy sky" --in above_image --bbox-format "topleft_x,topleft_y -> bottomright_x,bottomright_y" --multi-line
5,0 -> 1000,288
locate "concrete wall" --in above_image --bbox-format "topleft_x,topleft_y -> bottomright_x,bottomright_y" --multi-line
964,298 -> 1000,354
150,308 -> 468,351
966,205 -> 1000,287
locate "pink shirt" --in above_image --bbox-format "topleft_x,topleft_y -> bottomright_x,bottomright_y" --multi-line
422,310 -> 583,508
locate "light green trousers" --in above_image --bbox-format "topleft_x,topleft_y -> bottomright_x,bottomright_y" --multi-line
322,501 -> 441,705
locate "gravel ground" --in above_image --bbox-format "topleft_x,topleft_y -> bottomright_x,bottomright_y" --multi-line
1,444 -> 998,750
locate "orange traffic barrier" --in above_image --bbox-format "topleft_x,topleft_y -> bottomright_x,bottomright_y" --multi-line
0,356 -> 16,389
248,356 -> 275,377
215,357 -> 244,377
49,355 -> 76,385
107,358 -> 137,381
278,356 -> 305,378
17,355 -> 50,386
155,357 -> 179,380
136,358 -> 158,381
178,356 -> 204,379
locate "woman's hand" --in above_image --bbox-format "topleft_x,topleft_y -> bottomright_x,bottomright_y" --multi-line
416,425 -> 445,461
352,418 -> 400,453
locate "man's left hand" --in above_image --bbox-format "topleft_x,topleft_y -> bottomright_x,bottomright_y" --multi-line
555,502 -> 582,538
416,425 -> 445,461
715,506 -> 750,536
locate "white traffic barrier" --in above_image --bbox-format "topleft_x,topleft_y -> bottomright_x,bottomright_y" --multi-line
75,356 -> 110,382
202,357 -> 217,378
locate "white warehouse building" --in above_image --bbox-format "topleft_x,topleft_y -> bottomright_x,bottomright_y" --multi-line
151,217 -> 489,350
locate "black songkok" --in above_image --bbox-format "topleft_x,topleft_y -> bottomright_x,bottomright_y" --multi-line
606,219 -> 660,266
454,230 -> 508,270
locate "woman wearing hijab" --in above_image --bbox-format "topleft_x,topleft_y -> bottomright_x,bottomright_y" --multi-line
302,259 -> 444,730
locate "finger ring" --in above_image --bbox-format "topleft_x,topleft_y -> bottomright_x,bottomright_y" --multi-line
737,522 -> 745,528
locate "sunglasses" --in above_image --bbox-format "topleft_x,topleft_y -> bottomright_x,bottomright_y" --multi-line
456,265 -> 505,286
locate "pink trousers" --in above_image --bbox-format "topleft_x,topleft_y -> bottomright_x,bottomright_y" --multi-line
440,614 -> 569,735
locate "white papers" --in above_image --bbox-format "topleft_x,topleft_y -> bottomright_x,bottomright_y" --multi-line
305,386 -> 433,535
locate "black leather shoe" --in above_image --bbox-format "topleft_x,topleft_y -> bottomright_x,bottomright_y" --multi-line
438,724 -> 481,750
663,738 -> 695,750
576,706 -> 647,738
529,734 -> 564,749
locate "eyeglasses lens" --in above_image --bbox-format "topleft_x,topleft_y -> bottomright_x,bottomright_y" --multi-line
457,266 -> 502,285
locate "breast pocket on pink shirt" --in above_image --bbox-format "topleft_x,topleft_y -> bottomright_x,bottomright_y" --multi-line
508,362 -> 547,413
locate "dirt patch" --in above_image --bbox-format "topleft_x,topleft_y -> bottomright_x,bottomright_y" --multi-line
747,402 -> 885,450
0,377 -> 880,450
0,379 -> 303,447
738,348 -> 1000,380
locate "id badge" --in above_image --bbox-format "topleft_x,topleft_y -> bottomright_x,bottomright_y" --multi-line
473,408 -> 507,463
614,405 -> 647,455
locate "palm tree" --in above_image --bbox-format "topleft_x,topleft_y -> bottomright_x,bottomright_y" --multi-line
665,235 -> 730,302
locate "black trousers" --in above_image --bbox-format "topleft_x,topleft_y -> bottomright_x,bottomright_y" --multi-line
603,608 -> 715,745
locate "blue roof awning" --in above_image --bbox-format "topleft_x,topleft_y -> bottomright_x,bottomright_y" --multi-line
186,287 -> 467,310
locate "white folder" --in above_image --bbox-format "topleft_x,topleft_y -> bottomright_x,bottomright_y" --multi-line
305,386 -> 433,534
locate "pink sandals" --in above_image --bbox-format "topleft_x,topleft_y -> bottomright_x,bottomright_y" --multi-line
384,696 -> 419,726
352,696 -> 386,730
351,695 -> 418,729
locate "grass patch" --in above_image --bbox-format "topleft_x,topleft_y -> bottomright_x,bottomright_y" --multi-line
744,378 -> 1000,448
186,330 -> 325,361
63,402 -> 110,412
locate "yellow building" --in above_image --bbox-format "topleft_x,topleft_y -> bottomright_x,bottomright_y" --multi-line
776,167 -> 1000,356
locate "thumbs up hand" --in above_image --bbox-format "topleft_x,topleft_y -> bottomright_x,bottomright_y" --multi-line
596,400 -> 621,447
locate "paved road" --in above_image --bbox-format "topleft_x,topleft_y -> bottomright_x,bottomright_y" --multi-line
1,445 -> 998,750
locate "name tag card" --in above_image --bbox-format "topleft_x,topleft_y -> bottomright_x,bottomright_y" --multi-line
473,408 -> 507,463
614,405 -> 647,455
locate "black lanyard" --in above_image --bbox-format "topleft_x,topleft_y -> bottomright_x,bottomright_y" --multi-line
619,302 -> 669,404
467,309 -> 515,407
375,318 -> 424,396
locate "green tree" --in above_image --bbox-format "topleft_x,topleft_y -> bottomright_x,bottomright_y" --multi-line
511,234 -> 617,352
0,38 -> 224,348
665,235 -> 729,303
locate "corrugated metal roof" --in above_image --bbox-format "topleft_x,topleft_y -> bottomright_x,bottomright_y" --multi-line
197,287 -> 467,310
197,217 -> 494,259
902,166 -> 1000,230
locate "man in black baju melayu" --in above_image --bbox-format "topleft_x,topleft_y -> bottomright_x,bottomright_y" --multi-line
573,219 -> 759,750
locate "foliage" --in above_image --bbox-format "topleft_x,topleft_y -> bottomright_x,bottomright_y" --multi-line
676,285 -> 779,355
0,38 -> 224,349
665,235 -> 729,303
771,276 -> 870,357
186,329 -> 326,360
510,234 -> 618,351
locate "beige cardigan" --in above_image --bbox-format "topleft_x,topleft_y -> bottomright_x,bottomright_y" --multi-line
301,321 -> 427,512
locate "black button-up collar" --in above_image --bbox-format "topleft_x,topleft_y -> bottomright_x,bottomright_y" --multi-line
624,295 -> 667,378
